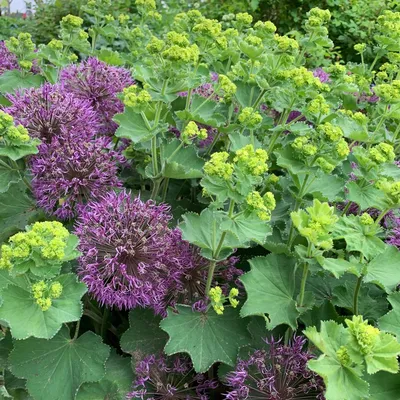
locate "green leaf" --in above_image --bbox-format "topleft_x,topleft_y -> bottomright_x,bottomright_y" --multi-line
0,70 -> 44,94
220,213 -> 272,246
176,95 -> 226,127
364,246 -> 400,293
97,48 -> 124,66
275,146 -> 314,174
346,181 -> 389,211
332,215 -> 386,260
160,305 -> 251,373
240,255 -> 299,329
120,308 -> 168,363
0,163 -> 21,193
0,274 -> 87,339
162,139 -> 204,179
364,331 -> 400,374
179,209 -> 242,260
367,372 -> 400,399
379,292 -> 400,340
306,174 -> 345,201
114,108 -> 157,144
321,258 -> 360,278
9,327 -> 110,400
76,351 -> 133,400
0,138 -> 40,161
304,321 -> 369,400
0,183 -> 41,243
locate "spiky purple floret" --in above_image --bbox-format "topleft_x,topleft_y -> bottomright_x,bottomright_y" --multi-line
313,68 -> 330,83
30,136 -> 123,220
225,336 -> 325,400
0,41 -> 18,74
75,191 -> 175,310
59,57 -> 134,134
5,83 -> 99,142
126,354 -> 218,400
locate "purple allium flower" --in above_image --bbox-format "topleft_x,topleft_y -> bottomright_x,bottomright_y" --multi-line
31,136 -> 123,219
313,68 -> 330,83
75,191 -> 175,310
59,57 -> 134,134
5,83 -> 99,143
225,336 -> 325,400
126,354 -> 218,400
0,41 -> 18,74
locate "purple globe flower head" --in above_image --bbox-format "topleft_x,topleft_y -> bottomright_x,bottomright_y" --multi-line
5,83 -> 99,143
75,191 -> 175,310
30,135 -> 124,220
313,68 -> 330,83
60,57 -> 134,135
126,354 -> 218,400
225,336 -> 325,400
0,41 -> 18,75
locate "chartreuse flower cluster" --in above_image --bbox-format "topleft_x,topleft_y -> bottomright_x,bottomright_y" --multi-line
181,121 -> 208,144
291,200 -> 338,249
202,145 -> 276,221
209,286 -> 239,315
0,110 -> 30,144
5,32 -> 35,71
305,316 -> 400,397
31,280 -> 63,311
0,221 -> 77,276
122,85 -> 152,111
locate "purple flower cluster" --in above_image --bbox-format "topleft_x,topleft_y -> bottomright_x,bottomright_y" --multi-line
75,191 -> 242,312
225,336 -> 325,400
31,136 -> 124,219
313,68 -> 330,83
60,57 -> 134,134
126,354 -> 218,400
5,83 -> 99,142
0,41 -> 18,74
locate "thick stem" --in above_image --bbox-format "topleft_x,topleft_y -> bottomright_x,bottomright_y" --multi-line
341,201 -> 353,217
298,263 -> 309,308
73,320 -> 80,340
353,276 -> 363,315
151,136 -> 159,177
161,178 -> 169,202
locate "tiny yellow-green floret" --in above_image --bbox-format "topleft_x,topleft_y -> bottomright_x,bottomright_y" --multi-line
204,152 -> 234,180
234,145 -> 268,176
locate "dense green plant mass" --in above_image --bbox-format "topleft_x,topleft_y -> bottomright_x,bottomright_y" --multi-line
1,1 -> 400,400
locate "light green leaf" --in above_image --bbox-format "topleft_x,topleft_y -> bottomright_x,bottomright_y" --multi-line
0,163 -> 21,193
220,213 -> 272,246
240,255 -> 299,329
275,146 -> 314,174
321,258 -> 360,278
0,183 -> 41,243
346,181 -> 389,211
0,138 -> 40,161
76,351 -> 133,400
114,108 -> 157,144
160,305 -> 251,373
306,174 -> 345,201
0,70 -> 44,94
332,215 -> 386,260
364,246 -> 400,293
120,308 -> 168,363
307,356 -> 369,400
179,209 -> 242,260
305,321 -> 369,400
0,274 -> 87,339
364,332 -> 400,374
379,292 -> 400,340
162,139 -> 204,179
9,327 -> 110,400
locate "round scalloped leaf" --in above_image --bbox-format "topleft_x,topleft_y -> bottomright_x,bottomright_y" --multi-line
0,274 -> 87,339
160,305 -> 251,373
9,327 -> 110,400
240,254 -> 299,329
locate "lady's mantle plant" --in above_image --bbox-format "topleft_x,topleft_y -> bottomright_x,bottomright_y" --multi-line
1,2 -> 400,400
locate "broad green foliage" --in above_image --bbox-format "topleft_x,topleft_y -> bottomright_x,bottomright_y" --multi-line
9,327 -> 110,400
160,305 -> 251,372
